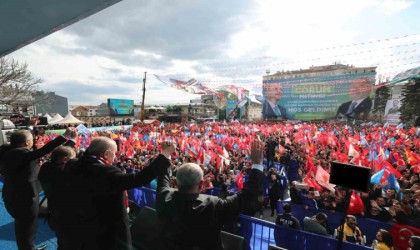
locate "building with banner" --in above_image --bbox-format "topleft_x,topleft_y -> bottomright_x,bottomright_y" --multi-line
262,64 -> 377,121
385,66 -> 420,125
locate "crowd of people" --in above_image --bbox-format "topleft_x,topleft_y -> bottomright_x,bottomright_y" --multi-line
1,120 -> 420,249
41,120 -> 132,131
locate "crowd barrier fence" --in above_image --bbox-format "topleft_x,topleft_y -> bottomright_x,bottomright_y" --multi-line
276,200 -> 393,246
128,187 -> 372,250
238,214 -> 371,250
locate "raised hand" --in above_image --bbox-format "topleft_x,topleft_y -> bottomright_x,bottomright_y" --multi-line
250,139 -> 264,165
70,128 -> 78,139
161,141 -> 176,158
63,127 -> 74,138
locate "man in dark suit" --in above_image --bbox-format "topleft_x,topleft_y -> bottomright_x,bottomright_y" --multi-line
128,105 -> 134,116
386,99 -> 400,115
38,146 -> 77,250
336,77 -> 373,120
55,137 -> 174,250
269,174 -> 282,217
110,104 -> 118,115
266,137 -> 278,169
1,128 -> 76,250
156,140 -> 265,249
262,82 -> 287,120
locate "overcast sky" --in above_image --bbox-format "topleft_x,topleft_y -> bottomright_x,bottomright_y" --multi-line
9,0 -> 420,105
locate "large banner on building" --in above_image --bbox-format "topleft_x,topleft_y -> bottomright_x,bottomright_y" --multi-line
262,72 -> 376,121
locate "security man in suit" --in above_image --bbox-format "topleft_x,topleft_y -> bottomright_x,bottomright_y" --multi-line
38,146 -> 77,250
1,128 -> 76,250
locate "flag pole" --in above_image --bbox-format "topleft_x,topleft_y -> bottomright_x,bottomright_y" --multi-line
141,72 -> 147,122
336,188 -> 353,250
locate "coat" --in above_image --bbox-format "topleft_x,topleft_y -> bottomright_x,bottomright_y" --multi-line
156,165 -> 265,250
1,136 -> 68,217
336,97 -> 372,120
53,154 -> 171,250
263,100 -> 288,120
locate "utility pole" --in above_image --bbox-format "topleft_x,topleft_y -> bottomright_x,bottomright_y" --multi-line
141,72 -> 147,122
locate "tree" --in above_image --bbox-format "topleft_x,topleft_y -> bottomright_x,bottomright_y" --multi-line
399,78 -> 420,124
173,105 -> 181,113
166,105 -> 173,113
0,57 -> 42,106
372,84 -> 391,122
188,104 -> 192,114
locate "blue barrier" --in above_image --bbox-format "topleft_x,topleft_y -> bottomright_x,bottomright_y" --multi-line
205,187 -> 222,196
276,201 -> 393,246
128,187 -> 157,209
288,159 -> 300,182
237,215 -> 371,250
129,187 -> 373,250
126,175 -> 392,246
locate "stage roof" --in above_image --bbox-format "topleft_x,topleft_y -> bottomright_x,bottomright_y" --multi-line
0,0 -> 122,57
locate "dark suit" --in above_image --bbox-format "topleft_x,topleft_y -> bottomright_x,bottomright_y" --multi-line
336,97 -> 372,120
54,154 -> 170,250
1,136 -> 67,250
110,108 -> 118,115
268,179 -> 282,216
387,107 -> 399,115
262,100 -> 287,120
266,140 -> 278,169
156,165 -> 264,249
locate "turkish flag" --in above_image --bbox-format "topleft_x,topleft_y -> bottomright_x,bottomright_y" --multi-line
315,166 -> 335,191
411,165 -> 420,173
235,171 -> 244,191
346,192 -> 364,215
390,223 -> 420,250
304,176 -> 322,191
126,146 -> 135,159
383,160 -> 402,179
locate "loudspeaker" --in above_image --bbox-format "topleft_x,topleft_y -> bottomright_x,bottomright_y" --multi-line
130,206 -> 163,250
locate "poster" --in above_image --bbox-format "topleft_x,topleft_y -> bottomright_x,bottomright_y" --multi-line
262,72 -> 376,121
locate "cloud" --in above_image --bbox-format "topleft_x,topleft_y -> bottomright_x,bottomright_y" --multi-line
379,0 -> 414,15
62,0 -> 257,61
8,0 -> 420,106
44,80 -> 133,104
